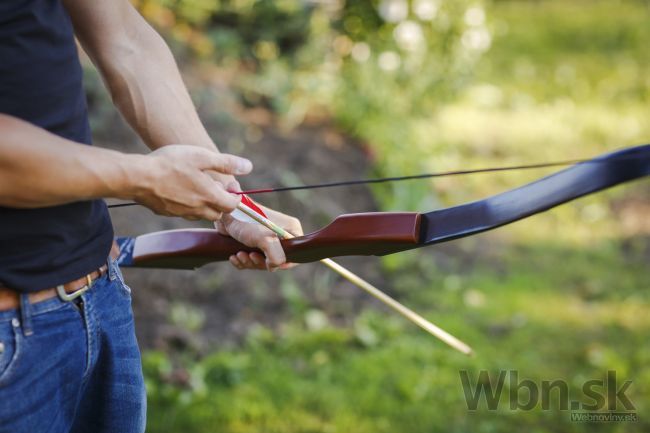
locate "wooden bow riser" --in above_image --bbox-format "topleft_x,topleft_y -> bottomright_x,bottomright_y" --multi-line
128,212 -> 422,268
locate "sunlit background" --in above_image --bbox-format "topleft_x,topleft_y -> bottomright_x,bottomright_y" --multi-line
86,0 -> 650,431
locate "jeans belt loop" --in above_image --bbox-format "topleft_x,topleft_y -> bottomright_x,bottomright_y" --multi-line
19,292 -> 34,336
108,258 -> 118,282
56,274 -> 93,302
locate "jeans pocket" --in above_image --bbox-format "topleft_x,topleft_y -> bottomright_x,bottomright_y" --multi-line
109,258 -> 132,298
117,279 -> 132,298
0,319 -> 23,387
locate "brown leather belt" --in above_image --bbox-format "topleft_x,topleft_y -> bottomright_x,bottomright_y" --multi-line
0,244 -> 120,312
0,265 -> 108,312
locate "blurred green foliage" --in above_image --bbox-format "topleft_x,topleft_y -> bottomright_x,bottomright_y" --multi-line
144,242 -> 649,432
135,0 -> 489,209
122,0 -> 650,432
133,0 -> 649,210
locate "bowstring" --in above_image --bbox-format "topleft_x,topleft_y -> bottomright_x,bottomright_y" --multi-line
105,156 -> 629,209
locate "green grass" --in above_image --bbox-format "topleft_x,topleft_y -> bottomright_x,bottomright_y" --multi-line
144,241 -> 649,432
477,0 -> 650,104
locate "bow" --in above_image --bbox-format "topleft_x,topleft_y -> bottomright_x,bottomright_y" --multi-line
116,144 -> 649,269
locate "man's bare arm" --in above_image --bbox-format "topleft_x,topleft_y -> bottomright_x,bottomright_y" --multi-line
61,0 -> 301,270
63,0 -> 216,151
0,114 -> 249,219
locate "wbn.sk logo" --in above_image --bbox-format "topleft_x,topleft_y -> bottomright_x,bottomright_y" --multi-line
459,370 -> 637,422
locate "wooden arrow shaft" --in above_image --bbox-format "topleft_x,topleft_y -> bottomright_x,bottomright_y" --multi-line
236,202 -> 473,356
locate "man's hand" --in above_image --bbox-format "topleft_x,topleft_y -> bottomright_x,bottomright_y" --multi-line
214,206 -> 303,272
131,145 -> 252,221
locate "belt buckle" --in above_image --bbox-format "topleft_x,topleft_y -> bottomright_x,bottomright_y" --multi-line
56,274 -> 93,302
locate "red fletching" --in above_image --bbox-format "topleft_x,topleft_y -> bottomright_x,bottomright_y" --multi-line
240,194 -> 267,218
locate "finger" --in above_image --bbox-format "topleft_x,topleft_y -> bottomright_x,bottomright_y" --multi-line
286,220 -> 303,237
190,205 -> 223,221
213,220 -> 229,235
249,252 -> 266,267
198,152 -> 252,176
169,204 -> 223,222
207,210 -> 223,221
237,252 -> 267,270
226,179 -> 242,193
260,207 -> 303,236
205,172 -> 242,197
278,215 -> 303,236
266,259 -> 279,272
259,236 -> 286,269
198,176 -> 241,213
229,255 -> 243,270
236,251 -> 253,268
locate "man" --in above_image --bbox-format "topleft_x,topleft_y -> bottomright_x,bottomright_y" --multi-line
0,0 -> 301,431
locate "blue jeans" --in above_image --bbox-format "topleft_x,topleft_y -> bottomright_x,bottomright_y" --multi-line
0,259 -> 146,433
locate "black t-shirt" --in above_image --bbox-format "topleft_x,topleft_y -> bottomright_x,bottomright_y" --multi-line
0,0 -> 113,292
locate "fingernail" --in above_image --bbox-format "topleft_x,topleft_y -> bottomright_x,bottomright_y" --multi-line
236,158 -> 253,174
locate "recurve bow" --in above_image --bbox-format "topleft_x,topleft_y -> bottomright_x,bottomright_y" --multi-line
115,144 -> 649,269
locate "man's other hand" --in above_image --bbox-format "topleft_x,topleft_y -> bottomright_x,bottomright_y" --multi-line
215,206 -> 303,272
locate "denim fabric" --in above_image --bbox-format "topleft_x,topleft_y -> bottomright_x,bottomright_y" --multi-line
0,259 -> 146,433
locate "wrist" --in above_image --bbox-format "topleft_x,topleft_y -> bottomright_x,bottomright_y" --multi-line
113,153 -> 154,201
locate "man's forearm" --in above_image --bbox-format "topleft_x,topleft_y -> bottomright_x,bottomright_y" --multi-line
68,1 -> 215,151
0,114 -> 250,218
102,31 -> 214,150
0,115 -> 141,207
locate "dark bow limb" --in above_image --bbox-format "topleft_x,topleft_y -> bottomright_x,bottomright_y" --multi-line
420,143 -> 650,245
116,144 -> 649,269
